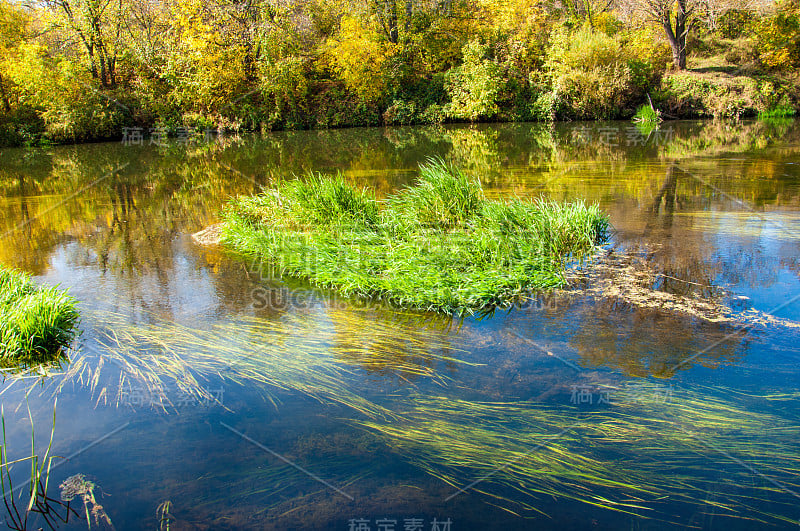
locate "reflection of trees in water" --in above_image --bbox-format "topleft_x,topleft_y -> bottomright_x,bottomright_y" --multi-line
565,156 -> 799,376
328,305 -> 461,384
632,162 -> 800,294
664,119 -> 795,159
568,298 -> 746,378
633,164 -> 722,299
1,118 -> 799,318
0,144 -> 270,316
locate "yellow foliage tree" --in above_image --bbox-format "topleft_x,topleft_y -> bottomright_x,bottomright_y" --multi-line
757,0 -> 800,69
0,0 -> 29,112
4,42 -> 124,141
166,0 -> 249,111
325,16 -> 397,103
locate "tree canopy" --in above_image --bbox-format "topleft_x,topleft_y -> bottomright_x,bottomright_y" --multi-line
0,0 -> 796,145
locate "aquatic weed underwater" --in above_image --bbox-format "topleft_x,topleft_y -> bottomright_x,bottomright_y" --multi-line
34,310 -> 800,527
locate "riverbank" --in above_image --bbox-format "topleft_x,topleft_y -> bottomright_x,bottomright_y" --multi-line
2,65 -> 796,148
2,10 -> 798,150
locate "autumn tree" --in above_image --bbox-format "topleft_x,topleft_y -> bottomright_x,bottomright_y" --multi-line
624,0 -> 694,69
123,0 -> 170,68
695,0 -> 771,33
0,0 -> 30,111
757,0 -> 800,69
371,0 -> 416,44
41,0 -> 125,87
210,0 -> 280,82
560,0 -> 615,27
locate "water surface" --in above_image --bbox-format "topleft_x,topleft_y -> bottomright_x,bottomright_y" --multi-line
1,120 -> 799,530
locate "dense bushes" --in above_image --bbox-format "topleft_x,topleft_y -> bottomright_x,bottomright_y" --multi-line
3,43 -> 132,143
444,40 -> 505,122
756,0 -> 800,70
545,26 -> 669,120
659,73 -> 797,119
0,105 -> 45,146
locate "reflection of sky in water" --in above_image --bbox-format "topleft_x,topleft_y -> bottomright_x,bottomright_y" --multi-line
2,120 -> 800,529
696,211 -> 800,318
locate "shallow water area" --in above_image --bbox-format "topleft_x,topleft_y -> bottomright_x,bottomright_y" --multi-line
1,120 -> 799,530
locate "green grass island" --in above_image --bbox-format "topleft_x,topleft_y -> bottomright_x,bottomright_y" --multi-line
217,160 -> 609,314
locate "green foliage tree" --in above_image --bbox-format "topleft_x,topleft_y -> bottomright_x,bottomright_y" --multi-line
545,25 -> 668,119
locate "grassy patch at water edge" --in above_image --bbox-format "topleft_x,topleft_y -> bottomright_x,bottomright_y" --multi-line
0,267 -> 79,366
221,160 -> 609,314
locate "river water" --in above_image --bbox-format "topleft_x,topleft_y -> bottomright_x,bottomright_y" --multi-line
0,119 -> 799,530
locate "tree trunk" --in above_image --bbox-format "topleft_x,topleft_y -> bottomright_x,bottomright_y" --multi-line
0,73 -> 11,112
662,0 -> 689,69
99,50 -> 108,86
106,55 -> 116,87
88,43 -> 99,79
388,0 -> 399,43
243,43 -> 256,82
377,0 -> 400,43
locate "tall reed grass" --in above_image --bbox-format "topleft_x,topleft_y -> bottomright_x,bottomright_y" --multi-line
0,267 -> 79,367
1,400 -> 78,530
222,160 -> 609,314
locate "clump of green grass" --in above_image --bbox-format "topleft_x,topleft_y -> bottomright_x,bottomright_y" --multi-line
222,160 -> 609,314
758,105 -> 796,120
234,173 -> 379,230
0,267 -> 79,366
632,103 -> 661,124
385,160 -> 484,232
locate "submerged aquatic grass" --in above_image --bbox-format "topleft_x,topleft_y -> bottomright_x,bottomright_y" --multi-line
357,384 -> 800,524
221,160 -> 609,314
56,308 -> 473,416
0,267 -> 79,367
1,400 -> 78,530
22,310 -> 800,526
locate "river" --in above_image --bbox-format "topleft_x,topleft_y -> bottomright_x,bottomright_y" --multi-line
0,119 -> 798,530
